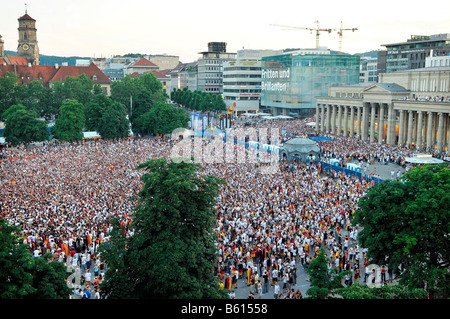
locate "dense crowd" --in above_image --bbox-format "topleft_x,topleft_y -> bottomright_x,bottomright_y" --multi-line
0,117 -> 440,298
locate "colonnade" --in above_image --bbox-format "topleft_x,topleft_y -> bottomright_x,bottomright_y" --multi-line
315,102 -> 450,151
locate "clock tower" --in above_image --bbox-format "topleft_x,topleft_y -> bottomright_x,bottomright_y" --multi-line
17,9 -> 39,65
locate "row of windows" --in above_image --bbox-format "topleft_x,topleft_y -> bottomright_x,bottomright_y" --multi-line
224,96 -> 260,101
223,74 -> 261,78
223,82 -> 261,86
223,67 -> 262,71
223,89 -> 261,93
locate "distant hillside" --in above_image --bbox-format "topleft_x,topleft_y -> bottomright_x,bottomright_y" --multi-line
5,50 -> 90,66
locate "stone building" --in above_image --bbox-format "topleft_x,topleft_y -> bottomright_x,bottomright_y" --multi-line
315,67 -> 450,152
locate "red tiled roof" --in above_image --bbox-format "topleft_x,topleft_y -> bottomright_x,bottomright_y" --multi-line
0,63 -> 112,87
5,55 -> 29,66
130,70 -> 170,80
133,58 -> 157,67
19,13 -> 35,21
49,63 -> 112,84
0,64 -> 58,87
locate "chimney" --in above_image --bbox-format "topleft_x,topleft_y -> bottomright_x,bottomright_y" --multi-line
55,63 -> 59,69
28,62 -> 31,67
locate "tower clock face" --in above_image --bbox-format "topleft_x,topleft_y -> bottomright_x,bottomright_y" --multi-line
22,43 -> 29,51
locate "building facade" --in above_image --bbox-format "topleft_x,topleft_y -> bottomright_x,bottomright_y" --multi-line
197,42 -> 236,94
379,34 -> 450,73
315,67 -> 450,152
17,11 -> 40,65
359,57 -> 378,84
261,50 -> 360,117
222,50 -> 283,115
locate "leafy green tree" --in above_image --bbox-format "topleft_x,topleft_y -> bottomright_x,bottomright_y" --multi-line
52,100 -> 85,142
3,105 -> 49,146
0,219 -> 71,299
110,73 -> 165,129
84,94 -> 110,131
0,218 -> 35,298
305,247 -> 348,299
353,164 -> 450,298
25,254 -> 72,299
0,72 -> 21,118
134,102 -> 189,135
100,158 -> 228,299
97,101 -> 130,139
333,283 -> 427,299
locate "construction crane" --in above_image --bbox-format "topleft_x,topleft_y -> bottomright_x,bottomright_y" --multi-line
270,21 -> 332,49
270,21 -> 358,53
332,21 -> 358,54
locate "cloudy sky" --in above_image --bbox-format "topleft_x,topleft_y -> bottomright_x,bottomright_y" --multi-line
1,0 -> 449,63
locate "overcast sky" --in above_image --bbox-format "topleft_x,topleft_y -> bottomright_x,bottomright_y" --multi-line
1,0 -> 449,63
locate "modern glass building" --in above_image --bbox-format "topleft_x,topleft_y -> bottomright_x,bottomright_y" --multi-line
261,52 -> 360,117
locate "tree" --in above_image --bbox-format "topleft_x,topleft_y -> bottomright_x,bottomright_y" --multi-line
97,101 -> 130,139
353,164 -> 450,298
3,105 -> 49,146
100,158 -> 228,299
110,73 -> 165,129
52,100 -> 85,142
134,102 -> 189,136
84,94 -> 110,131
0,218 -> 35,298
0,72 -> 21,118
0,218 -> 72,299
333,283 -> 427,299
305,247 -> 348,299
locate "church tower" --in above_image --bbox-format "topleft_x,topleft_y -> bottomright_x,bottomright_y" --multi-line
17,8 -> 39,65
0,34 -> 4,58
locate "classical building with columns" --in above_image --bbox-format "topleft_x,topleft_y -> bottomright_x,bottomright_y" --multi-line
315,67 -> 450,152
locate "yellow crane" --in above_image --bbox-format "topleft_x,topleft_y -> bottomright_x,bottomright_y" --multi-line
333,21 -> 358,54
270,21 -> 358,54
270,20 -> 332,49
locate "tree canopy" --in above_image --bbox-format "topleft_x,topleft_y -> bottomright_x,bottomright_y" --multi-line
110,73 -> 166,130
353,163 -> 450,297
171,88 -> 226,112
52,100 -> 85,142
0,218 -> 71,299
133,102 -> 189,135
2,104 -> 49,146
99,158 -> 227,299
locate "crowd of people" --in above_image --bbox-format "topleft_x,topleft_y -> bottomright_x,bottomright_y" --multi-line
0,116 -> 445,299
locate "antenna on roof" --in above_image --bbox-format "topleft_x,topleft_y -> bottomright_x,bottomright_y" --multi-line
25,3 -> 27,14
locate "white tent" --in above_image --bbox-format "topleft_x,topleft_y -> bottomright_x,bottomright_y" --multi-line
404,154 -> 444,164
305,122 -> 316,127
275,115 -> 293,119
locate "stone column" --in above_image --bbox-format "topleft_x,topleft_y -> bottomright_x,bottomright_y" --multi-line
407,110 -> 414,147
361,104 -> 369,141
320,104 -> 325,132
356,106 -> 362,139
315,104 -> 320,133
447,114 -> 450,152
330,105 -> 335,134
350,106 -> 355,138
370,103 -> 376,143
378,104 -> 385,143
416,111 -> 423,150
343,105 -> 348,137
398,110 -> 405,146
386,104 -> 395,145
427,111 -> 433,150
336,105 -> 342,136
437,112 -> 444,151
326,105 -> 331,133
